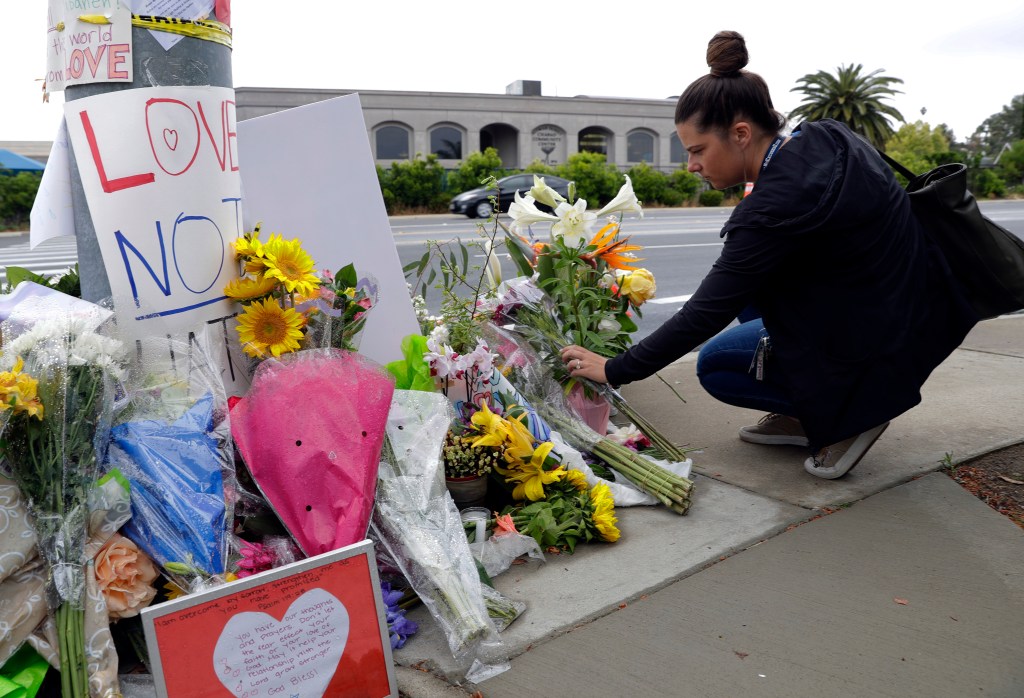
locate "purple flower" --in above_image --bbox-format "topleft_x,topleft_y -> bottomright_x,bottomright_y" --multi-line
380,581 -> 418,649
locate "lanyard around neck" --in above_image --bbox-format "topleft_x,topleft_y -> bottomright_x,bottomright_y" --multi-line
761,135 -> 785,172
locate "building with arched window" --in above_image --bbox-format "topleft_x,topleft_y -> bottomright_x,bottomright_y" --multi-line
233,82 -> 685,173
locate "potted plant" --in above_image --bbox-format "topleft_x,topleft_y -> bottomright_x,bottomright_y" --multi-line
442,427 -> 503,508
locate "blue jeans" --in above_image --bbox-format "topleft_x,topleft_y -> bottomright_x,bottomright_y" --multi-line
696,318 -> 796,416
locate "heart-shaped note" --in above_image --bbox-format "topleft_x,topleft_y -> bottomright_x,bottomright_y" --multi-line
163,128 -> 179,151
213,588 -> 349,698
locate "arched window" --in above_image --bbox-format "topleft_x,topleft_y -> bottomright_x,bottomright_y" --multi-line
627,131 -> 655,163
375,125 -> 410,159
579,127 -> 612,157
670,132 -> 686,164
430,126 -> 463,159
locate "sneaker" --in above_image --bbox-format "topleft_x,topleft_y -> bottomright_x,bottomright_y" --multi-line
739,413 -> 810,447
804,422 -> 890,480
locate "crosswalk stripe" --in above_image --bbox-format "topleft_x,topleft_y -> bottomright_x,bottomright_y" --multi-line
0,236 -> 80,285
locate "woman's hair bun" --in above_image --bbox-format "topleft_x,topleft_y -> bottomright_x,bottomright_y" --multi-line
707,30 -> 748,77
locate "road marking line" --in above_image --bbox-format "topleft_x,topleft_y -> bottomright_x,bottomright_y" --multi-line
649,293 -> 693,305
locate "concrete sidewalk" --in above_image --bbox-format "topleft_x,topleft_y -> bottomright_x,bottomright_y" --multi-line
396,315 -> 1024,697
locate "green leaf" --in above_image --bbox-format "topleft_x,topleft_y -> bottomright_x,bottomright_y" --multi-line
504,234 -> 535,277
4,266 -> 49,289
335,262 -> 358,288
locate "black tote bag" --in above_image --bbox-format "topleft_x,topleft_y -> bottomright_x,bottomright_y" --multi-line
880,153 -> 1024,320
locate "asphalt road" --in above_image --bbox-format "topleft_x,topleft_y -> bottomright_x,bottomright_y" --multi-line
4,201 -> 1024,341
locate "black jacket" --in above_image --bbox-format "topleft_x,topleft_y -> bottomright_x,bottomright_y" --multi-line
605,120 -> 977,448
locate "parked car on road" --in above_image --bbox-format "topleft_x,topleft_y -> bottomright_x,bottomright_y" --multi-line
448,174 -> 571,218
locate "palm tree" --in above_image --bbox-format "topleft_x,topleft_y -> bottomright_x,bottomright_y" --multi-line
789,64 -> 905,149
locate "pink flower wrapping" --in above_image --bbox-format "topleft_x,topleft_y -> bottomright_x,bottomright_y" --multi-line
94,533 -> 159,619
230,350 -> 395,556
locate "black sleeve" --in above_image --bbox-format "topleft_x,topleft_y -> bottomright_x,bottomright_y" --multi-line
604,225 -> 800,385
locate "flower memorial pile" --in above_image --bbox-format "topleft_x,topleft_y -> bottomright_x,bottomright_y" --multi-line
0,170 -> 701,691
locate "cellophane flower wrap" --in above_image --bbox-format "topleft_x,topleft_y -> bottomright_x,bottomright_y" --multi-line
230,349 -> 394,556
369,390 -> 508,683
0,294 -> 125,698
104,336 -> 237,592
480,320 -> 694,514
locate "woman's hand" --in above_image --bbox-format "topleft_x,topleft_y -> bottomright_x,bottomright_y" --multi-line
559,345 -> 609,384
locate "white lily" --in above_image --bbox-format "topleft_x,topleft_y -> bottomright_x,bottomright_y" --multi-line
551,199 -> 596,248
483,238 -> 502,291
508,191 -> 558,234
596,174 -> 644,219
528,175 -> 567,209
598,316 -> 621,333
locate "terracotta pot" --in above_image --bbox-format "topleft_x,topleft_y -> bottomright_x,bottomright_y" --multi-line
566,384 -> 611,435
445,474 -> 488,509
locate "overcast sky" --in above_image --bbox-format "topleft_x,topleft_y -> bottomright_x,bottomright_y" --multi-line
4,2 -> 1024,145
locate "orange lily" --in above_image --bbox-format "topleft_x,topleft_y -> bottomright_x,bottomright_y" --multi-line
581,222 -> 644,270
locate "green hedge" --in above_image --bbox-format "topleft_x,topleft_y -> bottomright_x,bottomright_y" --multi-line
0,172 -> 42,229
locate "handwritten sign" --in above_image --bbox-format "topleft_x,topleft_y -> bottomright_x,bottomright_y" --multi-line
142,540 -> 396,698
64,85 -> 246,390
46,0 -> 133,91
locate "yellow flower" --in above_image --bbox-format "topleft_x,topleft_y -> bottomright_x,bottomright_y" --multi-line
232,233 -> 263,260
502,412 -> 538,461
618,268 -> 657,306
563,468 -> 589,491
163,580 -> 185,601
469,401 -> 508,449
0,357 -> 44,420
262,237 -> 321,296
589,483 -> 620,542
504,442 -> 562,501
469,402 -> 536,457
236,298 -> 306,358
224,275 -> 279,301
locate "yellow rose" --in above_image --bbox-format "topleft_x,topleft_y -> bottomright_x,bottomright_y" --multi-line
618,268 -> 656,306
94,533 -> 159,619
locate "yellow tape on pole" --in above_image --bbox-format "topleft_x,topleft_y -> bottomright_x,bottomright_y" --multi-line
130,14 -> 233,48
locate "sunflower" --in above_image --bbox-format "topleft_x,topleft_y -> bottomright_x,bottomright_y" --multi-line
236,298 -> 306,358
588,482 -> 620,542
562,468 -> 589,492
224,275 -> 279,301
232,226 -> 264,259
262,237 -> 321,296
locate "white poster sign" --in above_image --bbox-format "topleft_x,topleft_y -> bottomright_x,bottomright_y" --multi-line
64,85 -> 244,383
46,0 -> 133,91
236,94 -> 419,367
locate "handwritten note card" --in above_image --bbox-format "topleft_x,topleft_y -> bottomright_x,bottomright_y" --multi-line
142,540 -> 396,698
46,0 -> 133,91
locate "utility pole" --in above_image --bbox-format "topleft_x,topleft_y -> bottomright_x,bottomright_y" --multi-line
65,11 -> 232,302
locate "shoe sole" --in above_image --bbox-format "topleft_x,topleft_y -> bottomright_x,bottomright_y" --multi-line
739,431 -> 810,447
804,422 -> 890,480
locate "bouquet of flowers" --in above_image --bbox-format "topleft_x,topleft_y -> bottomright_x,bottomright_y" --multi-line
300,262 -> 378,352
482,322 -> 694,515
225,224 -> 376,360
0,298 -> 126,698
369,390 -> 508,682
105,336 -> 237,592
504,174 -> 653,360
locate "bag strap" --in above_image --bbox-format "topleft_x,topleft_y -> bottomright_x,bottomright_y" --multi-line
875,148 -> 917,181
